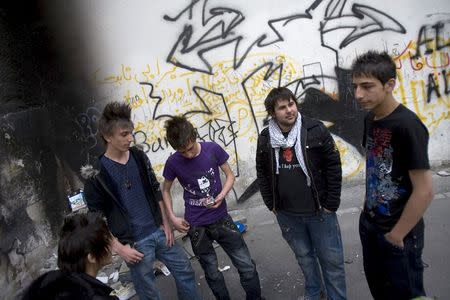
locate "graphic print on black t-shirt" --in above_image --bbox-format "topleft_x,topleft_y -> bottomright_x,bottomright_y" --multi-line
282,148 -> 294,163
365,126 -> 406,216
364,105 -> 430,230
277,146 -> 315,214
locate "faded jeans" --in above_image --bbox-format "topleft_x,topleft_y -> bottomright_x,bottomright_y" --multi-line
128,228 -> 201,300
276,210 -> 347,300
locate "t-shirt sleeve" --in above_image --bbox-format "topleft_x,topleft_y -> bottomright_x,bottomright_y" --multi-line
402,118 -> 430,170
162,156 -> 177,181
213,143 -> 229,166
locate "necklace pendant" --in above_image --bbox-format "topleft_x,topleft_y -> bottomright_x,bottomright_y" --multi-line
125,179 -> 132,190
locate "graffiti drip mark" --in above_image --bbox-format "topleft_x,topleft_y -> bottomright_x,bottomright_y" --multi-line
321,2 -> 406,49
164,0 -> 323,74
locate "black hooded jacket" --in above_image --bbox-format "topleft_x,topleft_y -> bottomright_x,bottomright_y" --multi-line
256,115 -> 342,212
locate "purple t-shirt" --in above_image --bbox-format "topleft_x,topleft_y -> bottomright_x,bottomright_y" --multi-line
163,142 -> 229,226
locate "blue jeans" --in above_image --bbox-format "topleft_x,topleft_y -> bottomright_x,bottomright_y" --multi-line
276,210 -> 347,300
127,228 -> 201,300
359,213 -> 426,300
188,214 -> 261,300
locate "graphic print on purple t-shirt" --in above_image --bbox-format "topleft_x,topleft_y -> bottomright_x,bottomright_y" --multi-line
163,142 -> 229,226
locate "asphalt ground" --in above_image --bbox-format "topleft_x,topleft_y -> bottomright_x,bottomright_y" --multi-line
134,170 -> 450,299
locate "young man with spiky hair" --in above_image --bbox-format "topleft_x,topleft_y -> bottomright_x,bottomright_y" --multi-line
162,116 -> 262,300
82,102 -> 200,300
352,51 -> 434,299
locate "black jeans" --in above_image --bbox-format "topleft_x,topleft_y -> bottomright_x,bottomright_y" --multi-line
359,213 -> 426,300
188,214 -> 261,300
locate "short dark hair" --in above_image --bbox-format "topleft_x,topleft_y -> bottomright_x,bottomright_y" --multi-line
351,51 -> 397,84
264,87 -> 297,115
165,116 -> 197,150
57,212 -> 112,273
98,102 -> 134,144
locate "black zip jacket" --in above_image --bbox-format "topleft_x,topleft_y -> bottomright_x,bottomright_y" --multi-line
82,147 -> 163,245
22,270 -> 118,300
256,116 -> 342,212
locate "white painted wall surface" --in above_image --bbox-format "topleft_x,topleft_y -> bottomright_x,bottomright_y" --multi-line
56,0 -> 450,212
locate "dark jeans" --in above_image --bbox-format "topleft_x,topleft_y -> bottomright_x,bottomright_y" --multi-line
359,213 -> 426,300
188,214 -> 261,300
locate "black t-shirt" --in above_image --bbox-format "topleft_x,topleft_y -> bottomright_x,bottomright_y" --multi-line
277,133 -> 315,214
363,104 -> 430,231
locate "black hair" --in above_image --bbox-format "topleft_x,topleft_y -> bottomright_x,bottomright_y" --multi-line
57,212 -> 112,273
264,87 -> 297,115
98,101 -> 133,144
164,116 -> 197,150
351,50 -> 397,84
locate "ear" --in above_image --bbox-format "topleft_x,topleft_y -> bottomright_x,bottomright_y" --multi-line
384,78 -> 396,92
103,134 -> 112,143
87,253 -> 97,265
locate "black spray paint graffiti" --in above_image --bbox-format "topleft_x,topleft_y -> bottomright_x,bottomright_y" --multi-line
407,20 -> 450,103
72,107 -> 101,162
162,0 -> 408,151
164,0 -> 405,74
427,70 -> 450,103
410,20 -> 450,60
159,0 -> 411,201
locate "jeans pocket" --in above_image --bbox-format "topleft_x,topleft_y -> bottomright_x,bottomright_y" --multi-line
188,226 -> 210,254
221,215 -> 240,234
380,234 -> 405,255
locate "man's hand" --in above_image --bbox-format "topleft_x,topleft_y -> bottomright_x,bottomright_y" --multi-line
384,231 -> 404,248
210,193 -> 225,209
171,216 -> 190,233
116,243 -> 144,264
162,223 -> 175,247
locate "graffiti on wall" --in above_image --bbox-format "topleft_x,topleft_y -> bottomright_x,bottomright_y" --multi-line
94,0 -> 449,200
393,20 -> 450,132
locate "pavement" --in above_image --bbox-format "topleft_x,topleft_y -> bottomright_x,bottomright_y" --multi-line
132,169 -> 450,299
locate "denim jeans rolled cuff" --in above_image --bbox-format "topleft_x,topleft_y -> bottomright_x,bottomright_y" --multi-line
276,210 -> 347,300
359,213 -> 426,300
128,228 -> 201,300
189,214 -> 262,300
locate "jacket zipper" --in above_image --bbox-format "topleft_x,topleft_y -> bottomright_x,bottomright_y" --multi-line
269,142 -> 277,212
303,129 -> 322,212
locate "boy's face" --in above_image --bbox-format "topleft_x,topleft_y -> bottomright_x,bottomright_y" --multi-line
105,126 -> 134,153
272,97 -> 298,131
352,75 -> 395,111
177,140 -> 200,159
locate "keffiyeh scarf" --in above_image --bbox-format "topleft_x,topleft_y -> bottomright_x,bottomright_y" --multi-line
268,112 -> 311,186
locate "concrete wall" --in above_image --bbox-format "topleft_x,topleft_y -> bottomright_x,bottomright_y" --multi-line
0,1 -> 449,298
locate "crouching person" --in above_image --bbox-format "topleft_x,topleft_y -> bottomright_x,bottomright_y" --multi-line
22,212 -> 118,300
